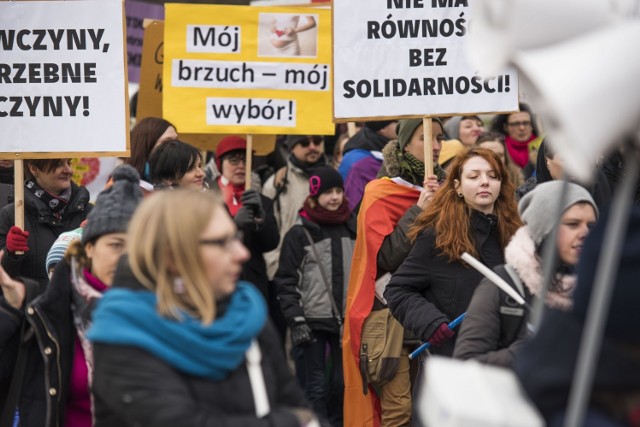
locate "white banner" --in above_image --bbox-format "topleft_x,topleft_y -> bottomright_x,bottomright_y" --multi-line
0,0 -> 128,155
333,0 -> 519,119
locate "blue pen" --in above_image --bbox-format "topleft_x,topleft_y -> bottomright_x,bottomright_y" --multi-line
408,312 -> 466,360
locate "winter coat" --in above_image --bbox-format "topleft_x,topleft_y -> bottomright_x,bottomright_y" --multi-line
0,259 -> 83,427
338,126 -> 391,211
276,214 -> 356,332
384,210 -> 504,357
211,180 -> 279,299
263,159 -> 315,280
0,182 -> 92,289
90,260 -> 309,427
453,226 -> 577,367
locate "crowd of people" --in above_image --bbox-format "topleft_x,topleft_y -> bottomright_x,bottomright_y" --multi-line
1,104 -> 639,427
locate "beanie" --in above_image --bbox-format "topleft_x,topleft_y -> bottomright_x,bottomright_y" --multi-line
572,204 -> 640,344
365,120 -> 396,132
439,139 -> 465,165
82,165 -> 143,245
215,136 -> 246,171
397,118 -> 444,151
46,227 -> 83,272
309,166 -> 344,197
443,115 -> 482,140
518,181 -> 599,245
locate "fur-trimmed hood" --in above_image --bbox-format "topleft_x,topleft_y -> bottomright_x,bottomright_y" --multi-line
505,226 -> 576,311
378,139 -> 446,181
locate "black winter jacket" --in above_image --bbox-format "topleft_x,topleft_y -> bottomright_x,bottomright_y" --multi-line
0,259 -> 79,427
91,260 -> 309,427
384,210 -> 504,357
0,182 -> 91,289
276,215 -> 356,332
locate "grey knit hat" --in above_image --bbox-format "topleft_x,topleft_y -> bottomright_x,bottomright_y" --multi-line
397,118 -> 444,151
518,181 -> 599,245
82,165 -> 143,245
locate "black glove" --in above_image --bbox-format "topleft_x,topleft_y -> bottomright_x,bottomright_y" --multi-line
234,206 -> 254,229
240,189 -> 265,220
291,322 -> 316,348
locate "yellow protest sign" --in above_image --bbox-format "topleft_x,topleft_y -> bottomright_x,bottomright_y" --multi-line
163,4 -> 332,136
137,20 -> 276,155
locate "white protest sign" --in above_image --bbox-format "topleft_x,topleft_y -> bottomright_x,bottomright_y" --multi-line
333,0 -> 519,120
0,0 -> 128,157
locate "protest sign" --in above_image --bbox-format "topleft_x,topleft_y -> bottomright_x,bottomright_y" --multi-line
137,20 -> 275,154
163,4 -> 333,135
125,0 -> 164,83
333,0 -> 519,120
0,0 -> 129,158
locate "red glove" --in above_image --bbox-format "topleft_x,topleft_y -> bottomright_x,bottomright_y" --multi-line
427,322 -> 455,347
6,226 -> 29,253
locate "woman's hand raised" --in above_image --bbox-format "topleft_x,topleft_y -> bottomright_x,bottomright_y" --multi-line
0,250 -> 26,309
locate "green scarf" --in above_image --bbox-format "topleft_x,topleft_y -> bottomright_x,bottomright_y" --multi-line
398,151 -> 446,186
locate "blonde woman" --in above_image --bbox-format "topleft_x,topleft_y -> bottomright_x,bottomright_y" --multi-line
88,190 -> 317,427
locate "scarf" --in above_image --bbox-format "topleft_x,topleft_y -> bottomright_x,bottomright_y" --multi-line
505,134 -> 536,168
87,281 -> 267,380
25,179 -> 71,219
217,176 -> 245,216
504,227 -> 576,310
301,196 -> 351,225
288,153 -> 327,176
70,262 -> 108,386
396,151 -> 446,187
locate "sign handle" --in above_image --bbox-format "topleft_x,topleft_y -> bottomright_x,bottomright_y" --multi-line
245,134 -> 253,190
347,122 -> 358,138
14,160 -> 25,255
423,117 -> 433,182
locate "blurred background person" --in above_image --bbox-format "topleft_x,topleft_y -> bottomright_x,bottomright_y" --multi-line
149,140 -> 207,191
476,131 -> 525,188
123,117 -> 177,194
443,115 -> 485,147
0,159 -> 92,290
339,120 -> 398,211
211,136 -> 279,304
490,103 -> 542,171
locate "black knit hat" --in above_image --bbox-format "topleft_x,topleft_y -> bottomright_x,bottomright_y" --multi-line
309,166 -> 343,197
82,165 -> 143,245
365,120 -> 396,132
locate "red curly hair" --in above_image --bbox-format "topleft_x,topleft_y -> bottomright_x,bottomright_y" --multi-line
409,147 -> 522,261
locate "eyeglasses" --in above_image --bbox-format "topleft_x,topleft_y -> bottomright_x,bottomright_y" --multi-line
297,137 -> 323,148
507,121 -> 532,128
223,153 -> 247,166
199,231 -> 244,249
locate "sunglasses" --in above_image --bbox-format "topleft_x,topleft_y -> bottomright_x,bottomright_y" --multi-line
297,137 -> 323,148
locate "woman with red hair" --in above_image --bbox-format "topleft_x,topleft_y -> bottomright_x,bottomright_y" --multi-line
385,147 -> 522,358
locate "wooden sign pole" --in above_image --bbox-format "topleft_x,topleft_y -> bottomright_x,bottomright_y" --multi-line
245,135 -> 253,190
14,160 -> 25,255
347,122 -> 358,138
423,117 -> 433,182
